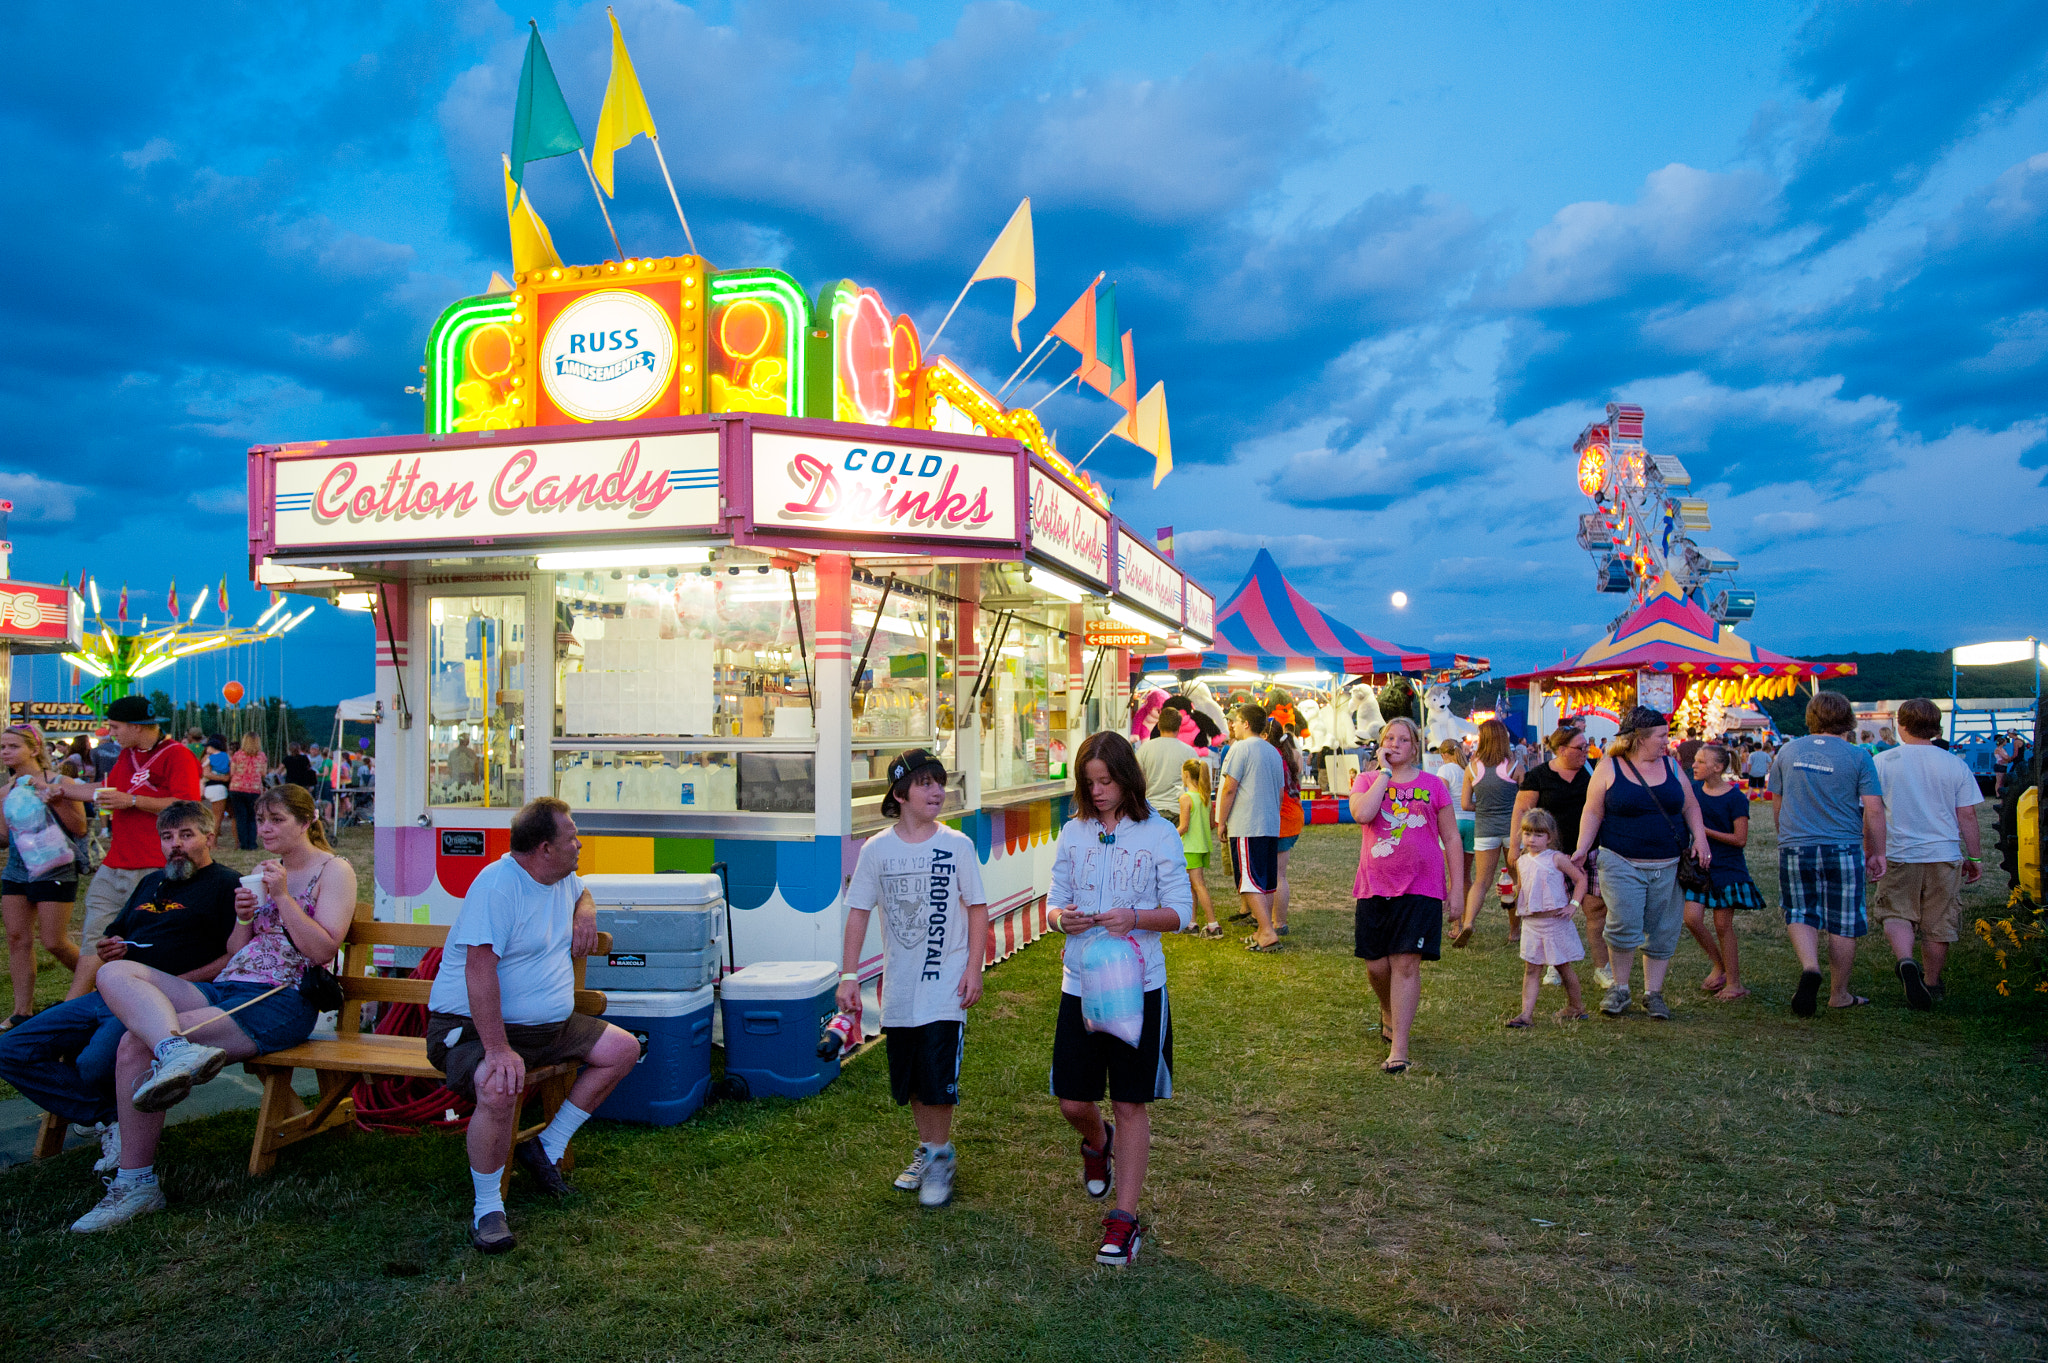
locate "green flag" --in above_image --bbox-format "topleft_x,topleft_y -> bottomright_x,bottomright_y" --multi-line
510,21 -> 583,189
1095,282 -> 1125,390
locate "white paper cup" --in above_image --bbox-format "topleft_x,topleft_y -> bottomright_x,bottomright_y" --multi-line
239,873 -> 269,908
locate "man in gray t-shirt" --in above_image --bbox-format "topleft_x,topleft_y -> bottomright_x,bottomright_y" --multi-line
1216,703 -> 1285,949
1767,692 -> 1886,1017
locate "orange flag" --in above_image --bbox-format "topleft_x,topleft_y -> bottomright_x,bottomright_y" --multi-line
1107,331 -> 1136,415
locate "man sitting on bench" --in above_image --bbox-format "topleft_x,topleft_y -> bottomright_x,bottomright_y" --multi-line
425,796 -> 639,1254
0,802 -> 239,1178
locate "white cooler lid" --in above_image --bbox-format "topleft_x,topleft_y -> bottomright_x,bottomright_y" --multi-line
598,983 -> 717,1017
719,960 -> 840,1000
582,872 -> 726,907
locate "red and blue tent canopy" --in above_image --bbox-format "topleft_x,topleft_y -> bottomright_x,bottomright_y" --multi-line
1136,549 -> 1487,679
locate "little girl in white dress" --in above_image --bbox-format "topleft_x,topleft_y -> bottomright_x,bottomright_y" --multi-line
1506,809 -> 1587,1026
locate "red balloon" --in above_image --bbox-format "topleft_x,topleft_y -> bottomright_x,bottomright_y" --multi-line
222,681 -> 245,705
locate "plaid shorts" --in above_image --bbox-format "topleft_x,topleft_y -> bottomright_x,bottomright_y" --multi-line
1779,844 -> 1868,938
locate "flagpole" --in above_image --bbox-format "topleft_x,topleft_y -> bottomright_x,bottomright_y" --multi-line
996,333 -> 1055,396
575,149 -> 627,261
1029,372 -> 1076,411
646,136 -> 699,257
1074,422 -> 1120,469
1002,337 -> 1064,398
924,278 -> 977,353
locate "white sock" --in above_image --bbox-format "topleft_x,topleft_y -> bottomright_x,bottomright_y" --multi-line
471,1166 -> 505,1225
537,1100 -> 592,1164
930,1142 -> 954,1159
113,1165 -> 155,1188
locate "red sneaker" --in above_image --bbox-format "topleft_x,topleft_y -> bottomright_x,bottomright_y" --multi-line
1080,1122 -> 1113,1199
1096,1210 -> 1142,1266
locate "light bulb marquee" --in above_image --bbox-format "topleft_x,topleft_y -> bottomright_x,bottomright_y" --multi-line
423,257 -> 1111,512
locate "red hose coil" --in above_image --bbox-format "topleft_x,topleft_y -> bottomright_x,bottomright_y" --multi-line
350,947 -> 475,1134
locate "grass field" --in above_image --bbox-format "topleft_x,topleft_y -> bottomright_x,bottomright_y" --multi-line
1,811 -> 2043,1362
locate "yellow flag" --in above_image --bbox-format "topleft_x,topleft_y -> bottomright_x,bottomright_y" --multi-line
592,11 -> 659,197
968,198 -> 1035,348
502,154 -> 561,275
1113,382 -> 1173,486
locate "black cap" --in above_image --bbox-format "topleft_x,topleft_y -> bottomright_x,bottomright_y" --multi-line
882,748 -> 947,818
104,695 -> 169,726
1617,704 -> 1667,735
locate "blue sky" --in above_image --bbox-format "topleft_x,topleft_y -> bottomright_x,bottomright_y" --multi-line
3,0 -> 2045,704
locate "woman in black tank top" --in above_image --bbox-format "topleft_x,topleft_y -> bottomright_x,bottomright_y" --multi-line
1571,707 -> 1709,1020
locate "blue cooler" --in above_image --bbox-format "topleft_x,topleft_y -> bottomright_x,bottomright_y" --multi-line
584,873 -> 726,992
594,985 -> 716,1125
719,961 -> 841,1099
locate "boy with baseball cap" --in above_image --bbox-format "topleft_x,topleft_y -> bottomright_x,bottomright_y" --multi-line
837,749 -> 989,1207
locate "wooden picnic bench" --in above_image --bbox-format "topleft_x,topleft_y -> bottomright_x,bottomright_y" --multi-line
34,904 -> 609,1190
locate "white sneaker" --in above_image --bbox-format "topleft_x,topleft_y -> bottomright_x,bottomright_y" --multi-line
918,1147 -> 957,1207
129,1038 -> 228,1114
70,1178 -> 165,1233
1594,965 -> 1616,991
94,1123 -> 121,1175
1542,966 -> 1562,987
894,1144 -> 933,1192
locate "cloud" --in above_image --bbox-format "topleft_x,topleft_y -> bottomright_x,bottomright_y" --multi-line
186,486 -> 247,517
1494,164 -> 1782,312
0,470 -> 91,524
1750,510 -> 1819,534
1817,153 -> 2048,428
1173,530 -> 1362,568
1759,0 -> 2048,244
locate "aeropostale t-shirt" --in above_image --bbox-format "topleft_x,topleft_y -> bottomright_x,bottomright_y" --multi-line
845,824 -> 987,1027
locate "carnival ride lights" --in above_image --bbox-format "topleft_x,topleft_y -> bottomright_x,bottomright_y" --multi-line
60,588 -> 313,708
1571,403 -> 1749,627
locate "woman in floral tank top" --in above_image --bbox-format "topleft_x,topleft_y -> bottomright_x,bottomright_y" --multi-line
78,785 -> 357,1234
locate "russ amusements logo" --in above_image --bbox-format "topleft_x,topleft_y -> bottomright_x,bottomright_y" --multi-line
541,290 -> 676,423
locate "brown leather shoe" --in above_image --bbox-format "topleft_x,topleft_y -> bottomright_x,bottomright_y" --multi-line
470,1210 -> 516,1254
514,1137 -> 575,1197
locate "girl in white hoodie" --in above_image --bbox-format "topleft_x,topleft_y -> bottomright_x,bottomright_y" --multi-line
1047,731 -> 1193,1267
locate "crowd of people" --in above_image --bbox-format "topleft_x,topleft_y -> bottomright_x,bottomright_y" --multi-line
0,683 -> 2004,1264
0,699 -> 372,1034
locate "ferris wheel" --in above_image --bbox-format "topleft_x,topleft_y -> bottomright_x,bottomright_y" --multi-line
1571,403 -> 1753,627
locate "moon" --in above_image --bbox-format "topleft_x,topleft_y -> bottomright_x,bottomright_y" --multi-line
1391,591 -> 1409,609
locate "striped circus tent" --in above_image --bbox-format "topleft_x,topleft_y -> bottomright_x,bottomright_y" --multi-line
1501,571 -> 1856,716
1137,548 -> 1486,679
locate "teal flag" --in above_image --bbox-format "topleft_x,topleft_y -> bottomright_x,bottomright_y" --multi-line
510,22 -> 584,189
1095,282 -> 1125,389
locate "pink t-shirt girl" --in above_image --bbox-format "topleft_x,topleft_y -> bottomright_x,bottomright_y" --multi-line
1351,770 -> 1453,900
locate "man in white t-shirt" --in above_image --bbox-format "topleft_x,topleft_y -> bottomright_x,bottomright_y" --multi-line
1872,699 -> 1984,1010
838,749 -> 988,1208
426,797 -> 640,1253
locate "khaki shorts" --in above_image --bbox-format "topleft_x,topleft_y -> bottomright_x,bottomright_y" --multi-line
426,1010 -> 610,1099
1872,862 -> 1963,943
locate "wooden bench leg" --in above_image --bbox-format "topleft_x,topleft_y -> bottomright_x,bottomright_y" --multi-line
248,1067 -> 307,1177
33,1112 -> 66,1160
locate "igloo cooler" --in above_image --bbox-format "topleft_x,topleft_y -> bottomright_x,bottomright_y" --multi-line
593,985 -> 716,1126
718,960 -> 842,1100
582,872 -> 726,992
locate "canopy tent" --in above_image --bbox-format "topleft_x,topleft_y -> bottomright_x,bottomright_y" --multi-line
1502,572 -> 1854,722
1136,549 -> 1487,680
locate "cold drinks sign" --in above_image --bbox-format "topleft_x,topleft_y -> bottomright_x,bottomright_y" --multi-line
262,430 -> 721,551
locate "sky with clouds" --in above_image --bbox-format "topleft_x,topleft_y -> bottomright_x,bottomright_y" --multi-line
2,0 -> 2044,704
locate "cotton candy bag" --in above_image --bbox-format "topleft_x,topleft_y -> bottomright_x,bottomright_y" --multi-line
1076,929 -> 1146,1045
